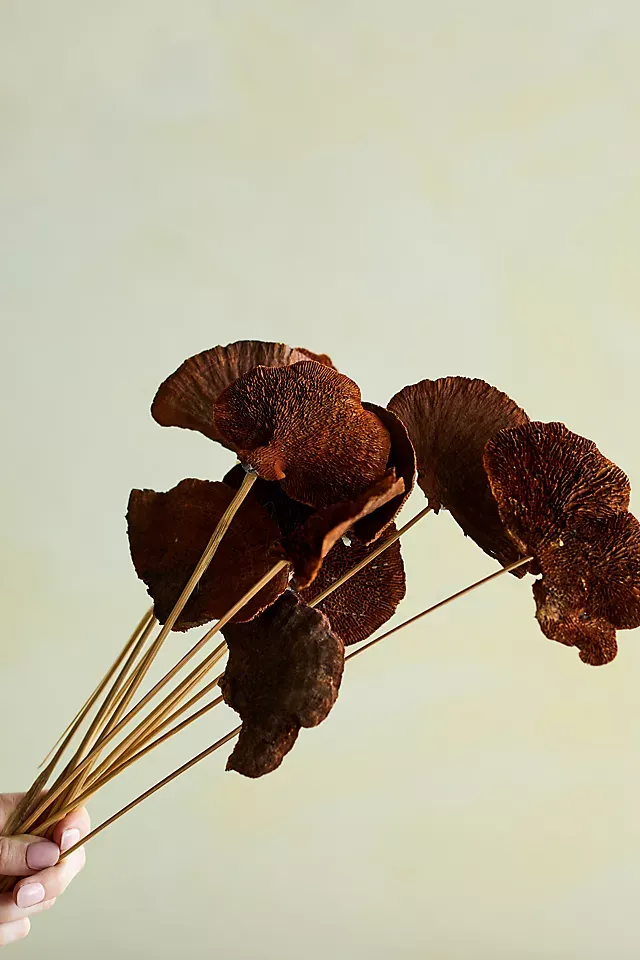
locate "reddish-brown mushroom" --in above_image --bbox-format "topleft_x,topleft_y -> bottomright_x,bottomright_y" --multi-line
127,479 -> 290,631
298,532 -> 406,647
214,362 -> 391,509
283,470 -> 404,589
484,421 -> 631,553
221,592 -> 345,777
485,422 -> 640,664
224,464 -> 407,644
388,376 -> 530,572
152,340 -> 334,447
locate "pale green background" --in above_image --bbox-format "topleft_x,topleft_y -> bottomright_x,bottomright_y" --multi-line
2,2 -> 640,958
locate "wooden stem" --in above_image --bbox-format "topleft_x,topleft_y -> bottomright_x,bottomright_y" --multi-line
49,614 -> 158,818
345,555 -> 534,663
85,647 -> 227,788
19,558 -> 287,835
58,727 -> 242,861
34,692 -> 226,835
38,607 -> 155,770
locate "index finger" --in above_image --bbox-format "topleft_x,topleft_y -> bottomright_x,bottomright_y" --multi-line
50,807 -> 91,853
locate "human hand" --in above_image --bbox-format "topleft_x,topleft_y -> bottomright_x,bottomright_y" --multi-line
0,794 -> 89,947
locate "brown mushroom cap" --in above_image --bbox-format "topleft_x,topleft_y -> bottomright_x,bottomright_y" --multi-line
388,376 -> 530,572
298,531 -> 406,646
221,591 -> 345,778
126,479 -> 290,631
151,341 -> 334,447
484,421 -> 632,555
214,361 -> 391,509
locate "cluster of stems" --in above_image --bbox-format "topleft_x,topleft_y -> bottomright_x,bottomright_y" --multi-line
0,472 -> 531,890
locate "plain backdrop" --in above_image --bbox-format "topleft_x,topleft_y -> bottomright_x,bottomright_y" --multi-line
2,2 -> 640,958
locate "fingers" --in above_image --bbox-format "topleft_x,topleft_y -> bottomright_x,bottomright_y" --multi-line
0,798 -> 91,947
51,806 -> 91,854
12,810 -> 90,912
0,893 -> 55,924
0,918 -> 30,947
13,846 -> 85,910
0,836 -> 59,878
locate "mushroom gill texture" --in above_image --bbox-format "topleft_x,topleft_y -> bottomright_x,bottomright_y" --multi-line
214,361 -> 391,509
388,376 -> 530,572
151,340 -> 335,446
221,592 -> 345,778
485,421 -> 640,665
483,421 -> 632,554
298,532 -> 406,647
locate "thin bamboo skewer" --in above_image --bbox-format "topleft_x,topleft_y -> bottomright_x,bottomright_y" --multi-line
69,636 -> 229,792
59,727 -> 242,860
99,696 -> 225,785
71,466 -> 258,792
98,468 -> 256,714
34,693 -> 226,835
0,609 -> 159,894
62,624 -> 169,807
35,684 -> 225,834
50,614 -> 158,815
49,568 -> 277,807
39,607 -> 155,769
19,559 -> 288,834
100,636 -> 165,738
20,471 -> 257,825
97,677 -> 225,780
0,608 -> 156,851
86,648 -> 227,787
345,555 -> 534,663
57,554 -> 533,861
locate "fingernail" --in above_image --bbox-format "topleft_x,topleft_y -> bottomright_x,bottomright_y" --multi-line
26,840 -> 59,870
60,828 -> 80,853
16,881 -> 45,908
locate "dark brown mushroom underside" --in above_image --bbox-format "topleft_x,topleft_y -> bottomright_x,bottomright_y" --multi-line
221,592 -> 345,777
127,478 -> 290,631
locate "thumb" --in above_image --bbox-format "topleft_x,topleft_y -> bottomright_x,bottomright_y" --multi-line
0,836 -> 60,877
